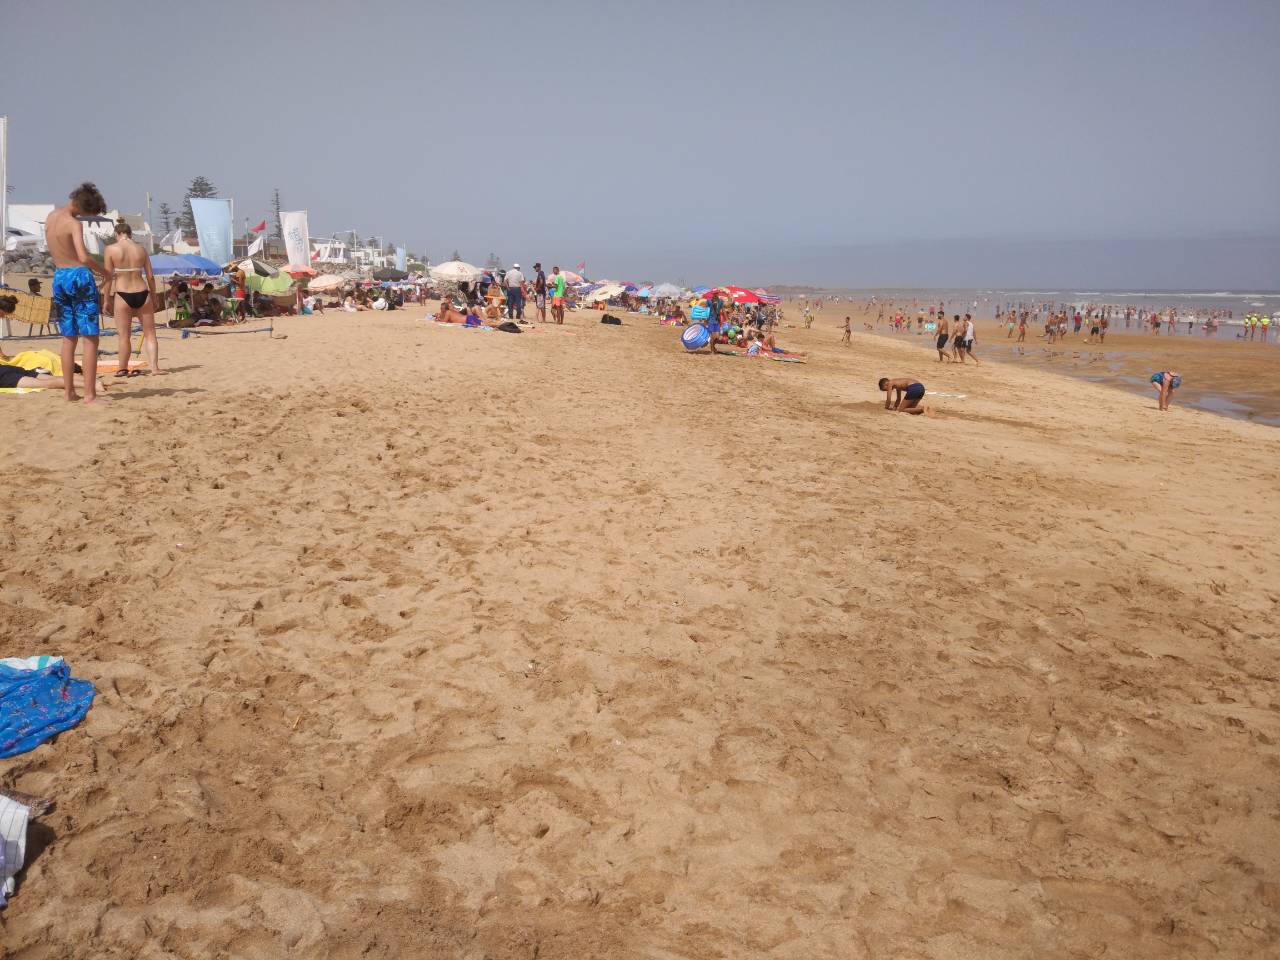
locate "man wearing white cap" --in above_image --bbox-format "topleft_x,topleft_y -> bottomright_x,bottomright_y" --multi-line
505,263 -> 525,320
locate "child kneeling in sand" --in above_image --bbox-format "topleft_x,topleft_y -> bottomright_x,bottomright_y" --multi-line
879,377 -> 928,415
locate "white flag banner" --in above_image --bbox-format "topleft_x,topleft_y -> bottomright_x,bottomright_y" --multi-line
247,235 -> 264,256
159,228 -> 182,250
279,209 -> 310,267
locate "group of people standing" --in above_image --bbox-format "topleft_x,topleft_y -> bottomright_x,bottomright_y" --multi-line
500,263 -> 569,324
6,182 -> 164,405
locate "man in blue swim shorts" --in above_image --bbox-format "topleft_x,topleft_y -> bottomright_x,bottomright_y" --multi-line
45,182 -> 110,404
879,376 -> 929,415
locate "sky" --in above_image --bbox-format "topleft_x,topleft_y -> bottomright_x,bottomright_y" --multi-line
4,0 -> 1279,288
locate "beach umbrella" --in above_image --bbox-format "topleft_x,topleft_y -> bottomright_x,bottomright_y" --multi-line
373,267 -> 409,281
556,269 -> 584,284
653,283 -> 682,298
308,274 -> 345,291
180,254 -> 223,274
430,260 -> 482,282
707,285 -> 763,305
231,257 -> 278,277
149,253 -> 221,277
587,283 -> 626,302
284,263 -> 317,277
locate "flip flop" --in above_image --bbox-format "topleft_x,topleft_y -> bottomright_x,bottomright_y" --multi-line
113,369 -> 131,378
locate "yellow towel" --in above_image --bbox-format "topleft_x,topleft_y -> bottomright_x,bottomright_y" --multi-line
4,350 -> 64,376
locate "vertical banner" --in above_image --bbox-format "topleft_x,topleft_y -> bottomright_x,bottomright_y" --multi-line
190,197 -> 232,265
279,209 -> 311,267
395,246 -> 407,272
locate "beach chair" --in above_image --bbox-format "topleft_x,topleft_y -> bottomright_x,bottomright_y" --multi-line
10,292 -> 56,337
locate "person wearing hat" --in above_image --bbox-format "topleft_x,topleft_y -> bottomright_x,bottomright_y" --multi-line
533,263 -> 547,322
505,263 -> 525,320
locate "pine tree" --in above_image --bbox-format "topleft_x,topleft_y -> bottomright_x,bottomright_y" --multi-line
451,249 -> 461,261
178,176 -> 218,232
271,189 -> 283,239
157,202 -> 174,233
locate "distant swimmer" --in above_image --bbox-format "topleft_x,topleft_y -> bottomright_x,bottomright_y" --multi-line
1150,370 -> 1182,411
879,377 -> 929,415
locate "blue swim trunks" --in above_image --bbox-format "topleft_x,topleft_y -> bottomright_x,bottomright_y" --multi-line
52,266 -> 101,337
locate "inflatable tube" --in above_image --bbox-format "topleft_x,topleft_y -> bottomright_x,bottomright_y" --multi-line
682,323 -> 710,350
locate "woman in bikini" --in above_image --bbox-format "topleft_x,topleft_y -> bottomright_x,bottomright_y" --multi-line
104,222 -> 161,376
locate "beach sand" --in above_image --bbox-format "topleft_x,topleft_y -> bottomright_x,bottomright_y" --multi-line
2,304 -> 1278,958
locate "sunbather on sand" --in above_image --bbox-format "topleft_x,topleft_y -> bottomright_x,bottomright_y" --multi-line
0,360 -> 109,394
436,301 -> 471,324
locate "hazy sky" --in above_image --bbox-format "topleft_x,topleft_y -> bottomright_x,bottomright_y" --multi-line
5,0 -> 1279,287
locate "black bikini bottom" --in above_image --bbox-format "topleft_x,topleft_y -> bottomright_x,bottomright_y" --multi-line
117,290 -> 149,310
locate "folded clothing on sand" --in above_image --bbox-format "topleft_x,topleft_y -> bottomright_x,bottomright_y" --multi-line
0,658 -> 96,760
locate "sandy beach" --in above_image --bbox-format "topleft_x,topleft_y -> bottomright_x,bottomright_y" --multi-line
2,305 -> 1279,958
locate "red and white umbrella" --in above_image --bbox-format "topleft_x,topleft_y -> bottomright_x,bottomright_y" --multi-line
706,285 -> 763,305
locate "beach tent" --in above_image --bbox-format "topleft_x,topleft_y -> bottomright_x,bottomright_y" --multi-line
430,260 -> 482,282
244,271 -> 294,297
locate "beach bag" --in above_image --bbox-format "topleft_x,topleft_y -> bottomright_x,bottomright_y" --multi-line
496,321 -> 522,333
601,314 -> 621,325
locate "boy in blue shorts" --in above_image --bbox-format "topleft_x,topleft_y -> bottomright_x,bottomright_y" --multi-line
45,182 -> 110,405
879,377 -> 929,415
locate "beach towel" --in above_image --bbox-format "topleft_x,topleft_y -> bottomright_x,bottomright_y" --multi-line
0,793 -> 30,906
0,350 -> 64,376
0,658 -> 96,759
0,388 -> 45,395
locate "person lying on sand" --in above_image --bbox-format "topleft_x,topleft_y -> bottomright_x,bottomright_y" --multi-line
0,360 -> 109,394
1150,370 -> 1182,411
436,301 -> 472,325
879,377 -> 929,415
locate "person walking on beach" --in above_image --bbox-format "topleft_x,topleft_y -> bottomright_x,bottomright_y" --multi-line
1016,311 -> 1028,343
46,182 -> 110,405
532,262 -> 547,323
1150,370 -> 1181,411
504,263 -> 525,320
841,315 -> 851,346
550,266 -> 567,324
104,222 -> 161,376
935,313 -> 951,362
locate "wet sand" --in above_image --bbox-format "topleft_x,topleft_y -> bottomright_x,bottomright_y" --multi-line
829,303 -> 1280,426
2,305 -> 1279,958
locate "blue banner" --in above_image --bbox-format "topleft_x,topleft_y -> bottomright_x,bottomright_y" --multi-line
191,197 -> 232,266
395,246 -> 407,272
